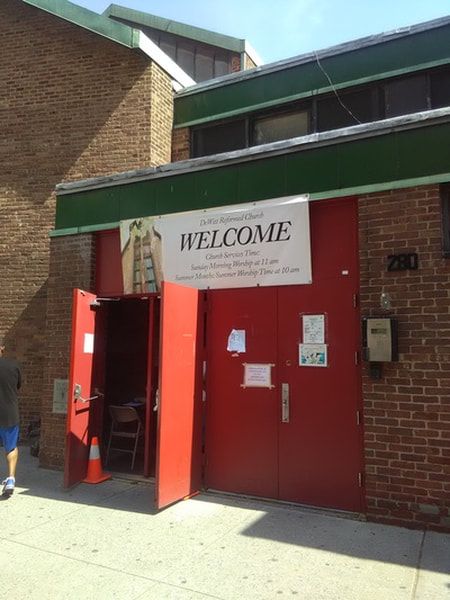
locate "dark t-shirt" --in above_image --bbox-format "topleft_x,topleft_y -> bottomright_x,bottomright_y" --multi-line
0,357 -> 21,428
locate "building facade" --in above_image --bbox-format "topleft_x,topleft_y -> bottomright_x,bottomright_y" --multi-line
0,0 -> 253,464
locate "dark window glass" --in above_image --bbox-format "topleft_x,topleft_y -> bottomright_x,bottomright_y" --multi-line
431,69 -> 450,109
192,120 -> 247,157
317,88 -> 378,132
252,110 -> 309,145
177,42 -> 195,80
384,75 -> 428,118
441,184 -> 450,258
196,51 -> 214,82
214,53 -> 230,78
159,40 -> 176,61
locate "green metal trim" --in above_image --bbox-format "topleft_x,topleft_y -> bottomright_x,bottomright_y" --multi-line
51,171 -> 450,238
23,0 -> 140,49
174,58 -> 450,128
53,122 -> 450,234
49,222 -> 120,238
174,24 -> 450,126
309,173 -> 450,201
104,3 -> 245,52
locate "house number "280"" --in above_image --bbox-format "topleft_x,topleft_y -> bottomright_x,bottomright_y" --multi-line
387,253 -> 419,272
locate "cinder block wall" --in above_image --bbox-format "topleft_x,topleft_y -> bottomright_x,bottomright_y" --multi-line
359,184 -> 450,531
0,0 -> 173,455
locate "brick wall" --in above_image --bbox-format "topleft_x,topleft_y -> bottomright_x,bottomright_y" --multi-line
171,127 -> 191,162
359,184 -> 450,531
244,53 -> 257,70
0,0 -> 173,451
40,235 -> 96,469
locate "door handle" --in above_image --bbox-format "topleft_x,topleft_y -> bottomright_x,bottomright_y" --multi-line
74,383 -> 101,403
281,383 -> 289,423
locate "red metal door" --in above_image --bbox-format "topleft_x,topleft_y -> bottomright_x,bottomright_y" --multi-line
205,287 -> 278,498
64,289 -> 98,488
278,200 -> 362,511
204,198 -> 363,512
155,282 -> 203,509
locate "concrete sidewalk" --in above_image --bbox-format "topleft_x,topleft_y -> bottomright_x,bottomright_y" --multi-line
1,448 -> 449,600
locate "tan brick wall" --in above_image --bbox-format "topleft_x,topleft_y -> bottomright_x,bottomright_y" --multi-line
359,184 -> 450,531
171,127 -> 191,162
40,235 -> 96,469
244,53 -> 257,70
0,0 -> 173,450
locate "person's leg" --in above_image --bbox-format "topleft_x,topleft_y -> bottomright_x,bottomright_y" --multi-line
6,447 -> 18,478
2,426 -> 19,494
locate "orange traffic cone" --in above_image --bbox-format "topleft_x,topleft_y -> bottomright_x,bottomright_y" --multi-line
83,437 -> 111,484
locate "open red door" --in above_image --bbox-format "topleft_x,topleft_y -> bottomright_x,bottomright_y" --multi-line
155,282 -> 202,509
64,289 -> 98,488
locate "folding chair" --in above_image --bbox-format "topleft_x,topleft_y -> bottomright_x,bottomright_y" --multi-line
105,405 -> 143,470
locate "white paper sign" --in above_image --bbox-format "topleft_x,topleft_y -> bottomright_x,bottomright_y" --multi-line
299,344 -> 328,367
83,333 -> 94,354
227,329 -> 246,353
242,363 -> 274,388
121,195 -> 311,291
303,315 -> 325,344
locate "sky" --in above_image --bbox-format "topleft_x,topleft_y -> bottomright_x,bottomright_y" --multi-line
74,0 -> 450,63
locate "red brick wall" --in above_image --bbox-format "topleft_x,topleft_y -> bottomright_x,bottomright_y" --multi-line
0,0 -> 173,445
359,185 -> 450,531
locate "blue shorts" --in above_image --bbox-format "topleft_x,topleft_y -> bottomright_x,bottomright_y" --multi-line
0,426 -> 19,454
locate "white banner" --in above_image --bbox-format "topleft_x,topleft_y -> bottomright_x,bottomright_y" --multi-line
120,195 -> 311,292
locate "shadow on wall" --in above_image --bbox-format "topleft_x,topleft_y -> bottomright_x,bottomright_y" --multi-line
4,281 -> 48,432
0,0 -> 158,433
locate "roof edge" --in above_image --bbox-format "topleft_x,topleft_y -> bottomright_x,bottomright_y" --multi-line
177,14 -> 450,97
23,0 -> 140,48
104,3 -> 248,54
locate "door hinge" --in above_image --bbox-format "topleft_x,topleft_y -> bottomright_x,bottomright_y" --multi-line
354,351 -> 359,365
356,410 -> 361,425
358,472 -> 364,487
352,293 -> 358,308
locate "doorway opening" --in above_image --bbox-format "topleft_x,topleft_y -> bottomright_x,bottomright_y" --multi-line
94,295 -> 160,479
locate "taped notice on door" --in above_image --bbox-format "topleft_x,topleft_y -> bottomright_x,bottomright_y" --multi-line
299,344 -> 328,367
241,363 -> 274,388
227,329 -> 246,353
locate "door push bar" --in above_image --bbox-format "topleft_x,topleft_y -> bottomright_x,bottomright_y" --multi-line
74,384 -> 103,403
281,383 -> 290,423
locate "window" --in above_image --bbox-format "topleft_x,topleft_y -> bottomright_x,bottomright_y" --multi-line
431,68 -> 450,109
317,87 -> 379,131
196,50 -> 214,82
252,110 -> 309,145
384,75 -> 429,118
177,42 -> 195,79
192,120 -> 247,157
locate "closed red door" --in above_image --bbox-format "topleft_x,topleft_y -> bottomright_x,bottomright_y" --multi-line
277,198 -> 362,511
205,287 -> 278,498
205,198 -> 363,512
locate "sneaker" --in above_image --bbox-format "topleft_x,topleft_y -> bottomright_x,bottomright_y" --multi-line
2,477 -> 15,496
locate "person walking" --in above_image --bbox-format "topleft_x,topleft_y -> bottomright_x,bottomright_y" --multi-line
0,339 -> 21,496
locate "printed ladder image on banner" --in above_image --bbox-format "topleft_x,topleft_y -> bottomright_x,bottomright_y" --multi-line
120,217 -> 164,293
